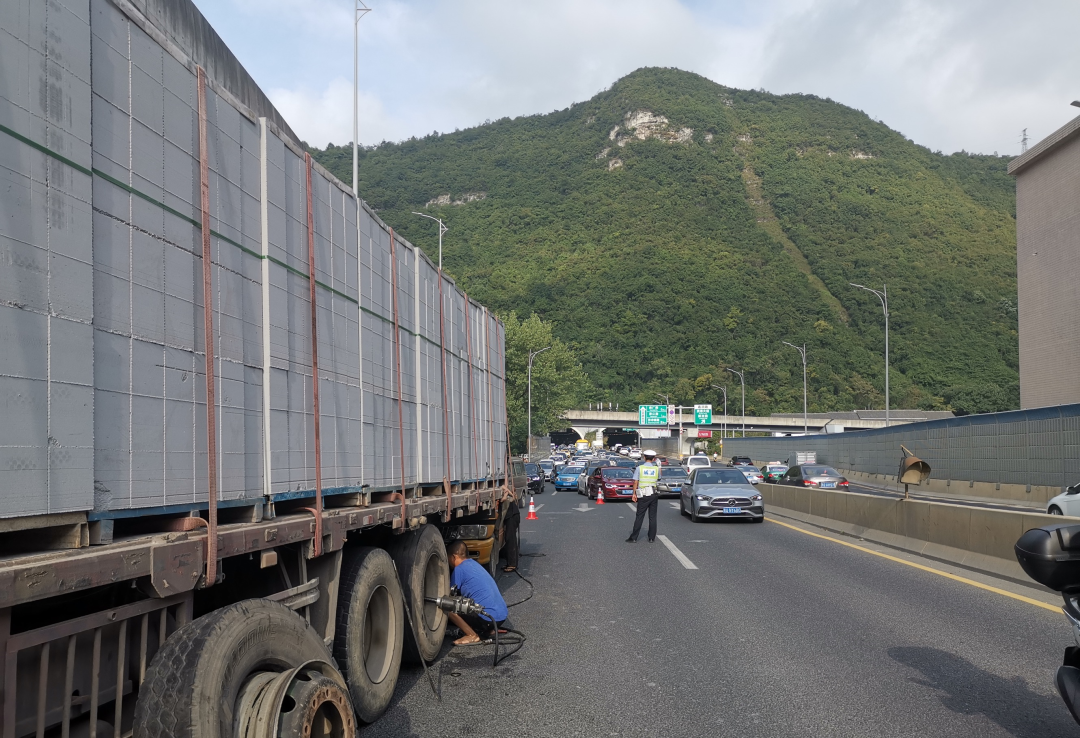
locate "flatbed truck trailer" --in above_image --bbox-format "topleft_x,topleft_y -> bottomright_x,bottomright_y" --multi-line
0,484 -> 515,737
0,0 -> 517,735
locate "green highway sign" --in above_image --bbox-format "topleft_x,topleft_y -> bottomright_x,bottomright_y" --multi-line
694,404 -> 713,425
638,405 -> 669,426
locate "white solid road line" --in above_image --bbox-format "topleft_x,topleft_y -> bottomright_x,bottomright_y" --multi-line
628,503 -> 637,512
657,535 -> 699,570
534,504 -> 544,511
668,502 -> 680,509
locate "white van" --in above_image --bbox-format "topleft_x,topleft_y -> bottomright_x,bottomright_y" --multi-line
686,454 -> 711,471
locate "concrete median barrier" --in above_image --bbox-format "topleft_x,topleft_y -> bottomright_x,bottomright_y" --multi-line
758,483 -> 1066,582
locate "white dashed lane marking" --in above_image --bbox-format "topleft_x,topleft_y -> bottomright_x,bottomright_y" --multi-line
657,535 -> 699,570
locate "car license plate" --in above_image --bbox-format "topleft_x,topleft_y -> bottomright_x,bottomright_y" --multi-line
820,482 -> 836,488
723,507 -> 742,514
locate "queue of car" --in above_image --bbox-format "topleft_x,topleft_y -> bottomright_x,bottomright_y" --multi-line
534,448 -> 850,526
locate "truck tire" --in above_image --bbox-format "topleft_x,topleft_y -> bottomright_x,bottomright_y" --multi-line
386,524 -> 449,664
133,599 -> 348,738
333,546 -> 405,724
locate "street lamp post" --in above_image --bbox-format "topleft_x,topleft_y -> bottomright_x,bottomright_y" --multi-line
411,212 -> 448,270
726,369 -> 746,437
656,393 -> 681,456
850,283 -> 889,427
527,346 -> 551,458
782,342 -> 808,434
711,385 -> 727,439
351,1 -> 371,196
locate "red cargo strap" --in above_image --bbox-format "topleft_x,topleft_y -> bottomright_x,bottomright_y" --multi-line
389,229 -> 408,524
196,67 -> 219,585
484,308 -> 496,482
304,153 -> 324,557
464,294 -> 479,481
437,266 -> 453,515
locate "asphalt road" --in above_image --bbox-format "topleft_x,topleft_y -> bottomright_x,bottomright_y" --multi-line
365,484 -> 1078,737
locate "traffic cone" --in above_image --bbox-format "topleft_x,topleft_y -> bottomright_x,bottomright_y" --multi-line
526,496 -> 539,520
596,489 -> 605,505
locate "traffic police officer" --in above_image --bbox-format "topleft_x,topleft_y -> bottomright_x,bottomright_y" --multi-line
626,450 -> 661,542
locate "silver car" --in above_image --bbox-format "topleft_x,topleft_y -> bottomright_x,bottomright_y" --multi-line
657,466 -> 689,497
680,467 -> 764,523
777,465 -> 849,489
739,465 -> 764,484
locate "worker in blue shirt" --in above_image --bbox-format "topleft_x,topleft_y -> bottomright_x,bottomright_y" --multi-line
446,540 -> 509,645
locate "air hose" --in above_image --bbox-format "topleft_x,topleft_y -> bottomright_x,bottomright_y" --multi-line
427,595 -> 527,667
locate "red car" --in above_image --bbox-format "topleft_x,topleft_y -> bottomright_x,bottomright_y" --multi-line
586,467 -> 636,500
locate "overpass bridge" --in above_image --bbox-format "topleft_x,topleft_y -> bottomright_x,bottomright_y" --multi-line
560,410 -> 930,452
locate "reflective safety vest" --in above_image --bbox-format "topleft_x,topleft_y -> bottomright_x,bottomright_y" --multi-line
638,463 -> 659,486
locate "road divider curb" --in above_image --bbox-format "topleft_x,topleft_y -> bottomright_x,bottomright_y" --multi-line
757,482 -> 1065,583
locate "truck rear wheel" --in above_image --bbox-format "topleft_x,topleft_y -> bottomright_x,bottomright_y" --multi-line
133,598 -> 352,738
387,524 -> 449,664
333,547 -> 404,724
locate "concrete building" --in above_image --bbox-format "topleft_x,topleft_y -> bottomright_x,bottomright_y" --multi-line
1009,115 -> 1080,408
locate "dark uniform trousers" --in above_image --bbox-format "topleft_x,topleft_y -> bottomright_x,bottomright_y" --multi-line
502,499 -> 520,568
629,492 -> 658,541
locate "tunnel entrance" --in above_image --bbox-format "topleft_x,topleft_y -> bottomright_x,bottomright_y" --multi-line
604,428 -> 639,449
549,429 -> 581,447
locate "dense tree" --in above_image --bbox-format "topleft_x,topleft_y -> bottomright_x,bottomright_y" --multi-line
311,67 -> 1019,419
502,313 -> 589,452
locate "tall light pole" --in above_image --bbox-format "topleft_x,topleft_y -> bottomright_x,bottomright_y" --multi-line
850,283 -> 889,427
656,393 -> 680,456
527,346 -> 550,457
782,342 -> 808,434
411,212 -> 448,270
726,369 -> 746,437
351,1 -> 371,196
711,385 -> 727,439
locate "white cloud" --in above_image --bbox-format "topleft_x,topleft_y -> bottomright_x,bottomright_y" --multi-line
267,78 -> 398,147
196,0 -> 1080,156
758,0 -> 1080,153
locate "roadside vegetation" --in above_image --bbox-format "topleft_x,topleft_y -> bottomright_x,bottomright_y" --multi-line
311,68 -> 1018,416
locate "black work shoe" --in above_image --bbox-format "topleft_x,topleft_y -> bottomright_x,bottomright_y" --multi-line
625,537 -> 636,543
648,538 -> 656,543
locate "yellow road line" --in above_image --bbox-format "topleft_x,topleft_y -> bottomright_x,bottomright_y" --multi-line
766,517 -> 1061,614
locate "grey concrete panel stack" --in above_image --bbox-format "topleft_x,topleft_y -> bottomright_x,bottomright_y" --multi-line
0,0 -> 507,521
0,0 -> 95,516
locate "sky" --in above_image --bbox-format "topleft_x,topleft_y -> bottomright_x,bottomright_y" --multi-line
193,0 -> 1080,156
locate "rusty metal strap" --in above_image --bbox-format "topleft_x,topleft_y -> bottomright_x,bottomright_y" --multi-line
436,267 -> 454,514
485,308 -> 496,482
304,153 -> 324,557
464,295 -> 479,481
389,229 -> 408,522
196,67 -> 218,586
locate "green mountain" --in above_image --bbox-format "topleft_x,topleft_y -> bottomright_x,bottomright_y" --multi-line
311,68 -> 1019,416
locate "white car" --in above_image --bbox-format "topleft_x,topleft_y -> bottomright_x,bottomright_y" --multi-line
628,449 -> 642,460
1048,484 -> 1080,516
